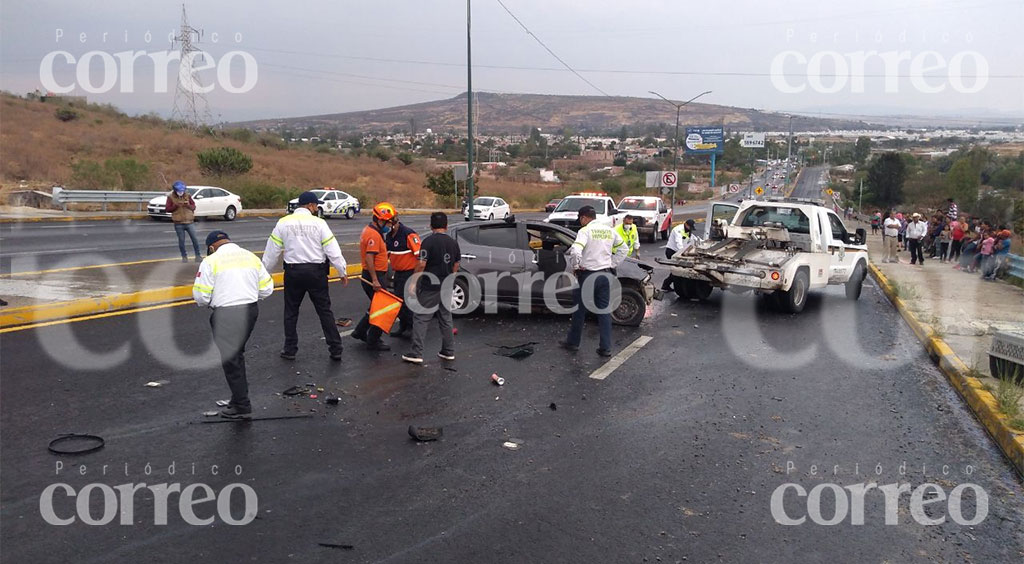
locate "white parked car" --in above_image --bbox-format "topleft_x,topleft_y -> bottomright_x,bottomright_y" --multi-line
287,188 -> 361,219
147,186 -> 243,221
464,197 -> 511,221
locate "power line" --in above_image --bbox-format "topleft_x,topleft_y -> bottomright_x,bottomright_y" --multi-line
493,0 -> 611,97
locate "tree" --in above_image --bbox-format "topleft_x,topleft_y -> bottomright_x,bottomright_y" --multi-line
945,157 -> 980,211
424,168 -> 456,199
853,136 -> 871,164
865,152 -> 906,209
396,152 -> 414,166
197,147 -> 253,176
618,125 -> 628,142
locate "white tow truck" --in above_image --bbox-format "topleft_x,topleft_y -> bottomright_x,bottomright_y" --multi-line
656,198 -> 869,312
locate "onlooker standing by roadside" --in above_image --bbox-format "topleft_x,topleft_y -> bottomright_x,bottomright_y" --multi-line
402,212 -> 461,364
983,230 -> 1013,280
945,198 -> 958,223
166,181 -> 202,263
897,213 -> 907,251
936,218 -> 951,263
905,213 -> 928,266
193,231 -> 274,419
882,212 -> 901,263
971,230 -> 996,274
949,217 -> 966,263
870,211 -> 881,235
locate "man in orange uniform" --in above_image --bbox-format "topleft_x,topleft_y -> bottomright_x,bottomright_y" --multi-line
386,212 -> 422,338
352,202 -> 396,351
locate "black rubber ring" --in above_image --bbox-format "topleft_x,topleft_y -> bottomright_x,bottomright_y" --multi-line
48,433 -> 105,455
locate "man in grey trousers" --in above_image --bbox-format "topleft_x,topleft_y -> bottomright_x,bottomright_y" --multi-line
402,212 -> 460,364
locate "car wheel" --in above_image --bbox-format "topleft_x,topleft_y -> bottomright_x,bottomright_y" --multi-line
691,281 -> 713,301
488,213 -> 493,220
648,230 -> 657,244
345,207 -> 355,219
316,207 -> 325,219
503,211 -> 509,219
224,206 -> 237,221
780,269 -> 809,313
660,228 -> 669,240
845,261 -> 866,300
673,278 -> 695,300
612,286 -> 646,326
450,276 -> 478,315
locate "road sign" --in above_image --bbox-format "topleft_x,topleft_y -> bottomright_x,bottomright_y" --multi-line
728,184 -> 740,193
684,127 -> 725,155
825,188 -> 833,195
453,164 -> 468,181
740,132 -> 765,148
754,186 -> 764,196
646,171 -> 678,188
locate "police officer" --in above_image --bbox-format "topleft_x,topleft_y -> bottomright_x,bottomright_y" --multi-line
615,215 -> 640,258
262,191 -> 348,361
194,231 -> 274,419
561,206 -> 627,357
352,202 -> 396,351
386,213 -> 421,338
662,219 -> 699,291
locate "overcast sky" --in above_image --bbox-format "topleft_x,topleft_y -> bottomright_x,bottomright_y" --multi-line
2,0 -> 1021,123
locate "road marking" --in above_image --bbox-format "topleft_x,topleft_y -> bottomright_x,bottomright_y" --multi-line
1,256 -> 189,277
0,300 -> 193,333
588,335 -> 653,381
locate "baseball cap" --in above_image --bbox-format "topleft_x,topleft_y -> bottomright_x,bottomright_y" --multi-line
205,230 -> 230,248
297,191 -> 323,205
577,205 -> 597,219
172,180 -> 186,193
684,219 -> 696,228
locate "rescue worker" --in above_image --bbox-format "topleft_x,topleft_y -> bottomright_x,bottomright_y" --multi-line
615,215 -> 640,258
386,213 -> 422,338
352,202 -> 397,351
662,219 -> 699,291
262,191 -> 348,361
193,231 -> 274,419
561,205 -> 627,357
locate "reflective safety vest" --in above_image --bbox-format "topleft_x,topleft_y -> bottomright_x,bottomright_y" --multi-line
615,223 -> 639,256
386,222 -> 422,272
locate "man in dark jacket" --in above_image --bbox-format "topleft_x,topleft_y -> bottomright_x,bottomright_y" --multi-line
165,180 -> 202,262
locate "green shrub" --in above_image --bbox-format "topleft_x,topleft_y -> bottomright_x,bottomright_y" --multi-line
197,146 -> 253,176
225,128 -> 254,143
70,158 -> 150,190
104,158 -> 150,190
397,152 -> 414,166
55,107 -> 78,122
224,180 -> 294,209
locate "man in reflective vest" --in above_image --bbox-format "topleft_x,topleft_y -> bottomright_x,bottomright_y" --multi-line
262,191 -> 348,361
194,230 -> 274,419
386,214 -> 422,338
662,219 -> 699,291
352,202 -> 397,351
615,215 -> 640,258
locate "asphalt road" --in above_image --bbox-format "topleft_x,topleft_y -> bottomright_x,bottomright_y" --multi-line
1,265 -> 1022,562
790,166 -> 829,200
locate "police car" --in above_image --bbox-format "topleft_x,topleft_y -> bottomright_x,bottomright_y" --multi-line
544,192 -> 627,231
286,188 -> 360,219
617,195 -> 672,243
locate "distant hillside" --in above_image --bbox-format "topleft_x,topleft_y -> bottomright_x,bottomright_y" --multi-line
234,92 -> 873,135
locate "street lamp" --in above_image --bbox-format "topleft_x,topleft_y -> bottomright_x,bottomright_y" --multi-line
648,90 -> 712,212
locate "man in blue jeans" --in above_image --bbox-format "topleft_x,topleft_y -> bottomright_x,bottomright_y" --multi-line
561,205 -> 627,357
165,180 -> 202,262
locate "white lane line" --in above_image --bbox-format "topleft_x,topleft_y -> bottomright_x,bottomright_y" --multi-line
588,335 -> 653,381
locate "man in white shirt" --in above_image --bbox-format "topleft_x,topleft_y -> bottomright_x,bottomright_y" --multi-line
882,212 -> 901,263
263,191 -> 349,361
562,205 -> 627,357
193,231 -> 274,419
904,212 -> 928,266
662,219 -> 701,291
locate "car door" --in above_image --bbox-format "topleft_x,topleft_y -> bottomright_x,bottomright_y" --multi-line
207,188 -> 231,216
454,223 -> 526,300
523,223 -> 576,306
320,191 -> 337,215
706,202 -> 739,240
191,188 -> 214,216
658,199 -> 671,233
825,211 -> 857,282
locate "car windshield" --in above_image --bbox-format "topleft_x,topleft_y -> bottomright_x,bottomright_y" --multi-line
548,199 -> 561,204
475,198 -> 495,206
618,199 -> 657,211
738,206 -> 811,234
554,198 -> 603,213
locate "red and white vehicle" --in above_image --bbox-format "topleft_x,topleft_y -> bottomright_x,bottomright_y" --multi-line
617,196 -> 672,242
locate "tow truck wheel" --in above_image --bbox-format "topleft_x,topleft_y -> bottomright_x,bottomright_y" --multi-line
691,281 -> 713,301
673,278 -> 695,300
780,269 -> 809,313
845,262 -> 866,300
660,228 -> 668,240
613,287 -> 647,326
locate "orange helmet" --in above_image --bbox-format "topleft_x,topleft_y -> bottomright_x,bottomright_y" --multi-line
372,202 -> 397,222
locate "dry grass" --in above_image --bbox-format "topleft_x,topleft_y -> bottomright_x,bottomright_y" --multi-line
0,94 -> 555,209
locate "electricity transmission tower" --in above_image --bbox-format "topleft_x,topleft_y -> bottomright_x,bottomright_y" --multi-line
170,5 -> 212,130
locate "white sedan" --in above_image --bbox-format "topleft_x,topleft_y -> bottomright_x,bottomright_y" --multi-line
464,197 -> 511,221
147,186 -> 243,221
287,188 -> 361,219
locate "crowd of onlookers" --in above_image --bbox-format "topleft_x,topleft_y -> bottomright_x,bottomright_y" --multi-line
869,198 -> 1015,281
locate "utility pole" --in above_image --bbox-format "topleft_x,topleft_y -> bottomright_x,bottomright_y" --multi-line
466,0 -> 475,220
170,4 -> 211,130
783,114 -> 794,192
858,177 -> 863,214
648,90 -> 712,211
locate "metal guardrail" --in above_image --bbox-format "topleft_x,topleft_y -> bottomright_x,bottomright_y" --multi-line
52,187 -> 166,212
1007,254 -> 1024,280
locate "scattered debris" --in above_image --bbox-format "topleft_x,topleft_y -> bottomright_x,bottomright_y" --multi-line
316,387 -> 324,392
144,380 -> 169,387
325,396 -> 340,405
443,366 -> 458,372
771,396 -> 784,402
694,324 -> 699,328
453,327 -> 458,335
502,441 -> 520,450
215,399 -> 230,407
408,425 -> 443,441
335,318 -> 353,327
282,386 -> 309,396
203,411 -> 219,417
200,414 -> 314,424
549,402 -> 557,411
491,373 -> 505,386
318,542 -> 354,550
670,313 -> 678,317
309,394 -> 318,399
490,342 -> 537,359
47,433 -> 105,455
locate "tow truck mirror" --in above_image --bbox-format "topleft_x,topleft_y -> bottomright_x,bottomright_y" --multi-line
504,214 -> 516,223
854,228 -> 866,245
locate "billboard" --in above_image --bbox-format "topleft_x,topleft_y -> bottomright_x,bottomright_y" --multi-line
740,132 -> 766,148
684,127 -> 725,154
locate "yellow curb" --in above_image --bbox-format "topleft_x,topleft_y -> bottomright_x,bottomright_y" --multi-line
868,261 -> 1024,478
0,264 -> 363,331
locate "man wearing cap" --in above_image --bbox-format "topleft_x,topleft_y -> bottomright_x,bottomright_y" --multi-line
562,205 -> 627,357
165,180 -> 202,263
662,219 -> 700,291
262,191 -> 348,361
614,215 -> 640,258
194,231 -> 274,419
352,202 -> 397,351
905,212 -> 929,266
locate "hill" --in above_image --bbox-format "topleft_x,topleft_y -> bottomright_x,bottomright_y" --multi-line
0,93 -> 560,209
233,92 -> 872,135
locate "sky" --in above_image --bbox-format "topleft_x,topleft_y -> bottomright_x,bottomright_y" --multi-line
1,0 -> 1022,123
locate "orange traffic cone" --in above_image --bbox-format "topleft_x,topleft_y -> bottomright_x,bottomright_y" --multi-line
369,289 -> 403,333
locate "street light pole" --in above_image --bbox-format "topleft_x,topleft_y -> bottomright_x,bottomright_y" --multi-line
649,90 -> 711,213
466,0 -> 475,221
784,114 -> 794,193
